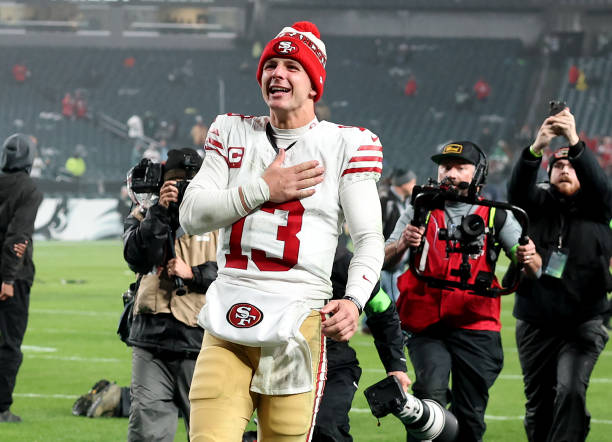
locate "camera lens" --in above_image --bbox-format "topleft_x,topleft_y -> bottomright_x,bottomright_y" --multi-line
460,214 -> 485,238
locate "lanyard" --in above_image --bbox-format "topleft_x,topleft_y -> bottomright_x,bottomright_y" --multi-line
557,214 -> 565,248
265,123 -> 296,155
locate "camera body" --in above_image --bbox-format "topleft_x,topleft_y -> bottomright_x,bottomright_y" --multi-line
438,213 -> 486,255
364,376 -> 458,441
130,158 -> 164,194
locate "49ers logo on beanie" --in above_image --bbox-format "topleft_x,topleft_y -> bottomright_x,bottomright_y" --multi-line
257,21 -> 327,102
274,41 -> 299,55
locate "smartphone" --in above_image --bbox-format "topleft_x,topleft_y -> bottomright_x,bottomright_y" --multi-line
549,100 -> 567,116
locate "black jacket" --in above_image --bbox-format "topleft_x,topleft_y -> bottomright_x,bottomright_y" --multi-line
380,187 -> 405,240
507,142 -> 612,328
123,203 -> 217,356
327,241 -> 407,374
0,172 -> 43,286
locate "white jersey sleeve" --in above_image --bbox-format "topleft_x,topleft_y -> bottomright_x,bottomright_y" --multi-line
338,125 -> 383,191
180,115 -> 269,234
336,126 -> 384,307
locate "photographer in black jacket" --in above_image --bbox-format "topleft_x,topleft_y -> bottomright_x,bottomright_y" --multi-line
123,148 -> 218,442
312,239 -> 410,441
0,134 -> 43,423
507,108 -> 611,442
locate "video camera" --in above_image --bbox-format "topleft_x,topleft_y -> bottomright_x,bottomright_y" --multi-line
364,376 -> 458,441
130,154 -> 199,200
127,150 -> 202,296
438,213 -> 485,255
409,178 -> 529,297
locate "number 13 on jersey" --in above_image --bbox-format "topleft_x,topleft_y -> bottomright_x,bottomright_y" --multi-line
225,200 -> 305,272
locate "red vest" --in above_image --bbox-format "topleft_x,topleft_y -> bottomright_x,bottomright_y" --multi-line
396,205 -> 501,333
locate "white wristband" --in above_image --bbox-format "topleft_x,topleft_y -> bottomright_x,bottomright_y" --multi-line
240,177 -> 270,212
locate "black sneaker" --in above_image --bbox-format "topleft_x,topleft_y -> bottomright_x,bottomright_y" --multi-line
72,379 -> 110,416
87,382 -> 121,418
0,409 -> 22,423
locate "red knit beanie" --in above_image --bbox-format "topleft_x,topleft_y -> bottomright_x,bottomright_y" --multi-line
256,21 -> 327,102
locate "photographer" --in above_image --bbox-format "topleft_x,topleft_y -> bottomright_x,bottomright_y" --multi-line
123,148 -> 218,442
0,134 -> 43,423
384,141 -> 539,442
312,239 -> 409,441
507,107 -> 611,442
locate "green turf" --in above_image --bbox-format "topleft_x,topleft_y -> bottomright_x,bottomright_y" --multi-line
5,241 -> 610,441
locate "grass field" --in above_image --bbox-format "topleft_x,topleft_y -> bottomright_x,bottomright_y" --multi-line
4,240 -> 611,441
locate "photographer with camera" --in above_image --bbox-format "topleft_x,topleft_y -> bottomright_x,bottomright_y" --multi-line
123,148 -> 218,442
507,106 -> 611,442
312,239 -> 410,441
383,141 -> 539,442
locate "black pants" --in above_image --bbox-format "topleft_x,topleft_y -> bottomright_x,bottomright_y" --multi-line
312,339 -> 362,442
406,325 -> 503,442
312,363 -> 361,442
516,319 -> 609,442
0,280 -> 30,412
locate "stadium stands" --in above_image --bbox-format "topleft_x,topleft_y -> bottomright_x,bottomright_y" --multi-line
3,35 -> 610,189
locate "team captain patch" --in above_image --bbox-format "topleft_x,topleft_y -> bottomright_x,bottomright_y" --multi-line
227,303 -> 264,328
443,143 -> 464,154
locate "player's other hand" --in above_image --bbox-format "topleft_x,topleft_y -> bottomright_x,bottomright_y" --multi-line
262,149 -> 325,203
320,299 -> 359,342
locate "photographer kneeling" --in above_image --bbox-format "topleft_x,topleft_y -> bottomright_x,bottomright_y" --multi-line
384,141 -> 540,442
123,148 -> 218,442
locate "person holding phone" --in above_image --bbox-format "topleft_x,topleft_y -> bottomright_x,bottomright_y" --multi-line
507,105 -> 612,442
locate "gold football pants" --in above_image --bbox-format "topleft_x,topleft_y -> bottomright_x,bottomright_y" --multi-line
189,311 -> 326,442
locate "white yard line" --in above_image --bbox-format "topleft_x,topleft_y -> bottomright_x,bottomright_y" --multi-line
23,354 -> 122,363
30,309 -> 119,317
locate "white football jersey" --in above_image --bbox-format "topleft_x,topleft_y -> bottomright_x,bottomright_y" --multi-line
197,113 -> 382,303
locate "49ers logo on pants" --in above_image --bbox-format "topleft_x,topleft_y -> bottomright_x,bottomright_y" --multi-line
227,303 -> 264,328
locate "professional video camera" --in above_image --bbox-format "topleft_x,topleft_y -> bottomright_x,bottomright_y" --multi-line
126,149 -> 202,296
409,177 -> 530,297
364,376 -> 458,441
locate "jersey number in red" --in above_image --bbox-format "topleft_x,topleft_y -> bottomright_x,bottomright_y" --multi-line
225,200 -> 304,271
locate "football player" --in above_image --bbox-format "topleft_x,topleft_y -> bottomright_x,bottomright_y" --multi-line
180,21 -> 385,442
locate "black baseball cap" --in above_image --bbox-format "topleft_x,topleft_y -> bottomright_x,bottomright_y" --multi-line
164,148 -> 203,180
431,141 -> 481,166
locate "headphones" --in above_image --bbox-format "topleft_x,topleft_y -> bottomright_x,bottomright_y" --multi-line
468,142 -> 488,198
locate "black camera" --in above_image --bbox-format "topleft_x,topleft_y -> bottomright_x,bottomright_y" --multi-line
364,376 -> 458,441
130,158 -> 164,194
549,100 -> 567,116
438,213 -> 486,255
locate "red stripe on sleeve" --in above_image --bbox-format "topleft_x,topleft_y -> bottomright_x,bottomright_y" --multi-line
204,146 -> 229,165
341,167 -> 383,176
348,156 -> 383,163
207,137 -> 224,150
357,145 -> 383,152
